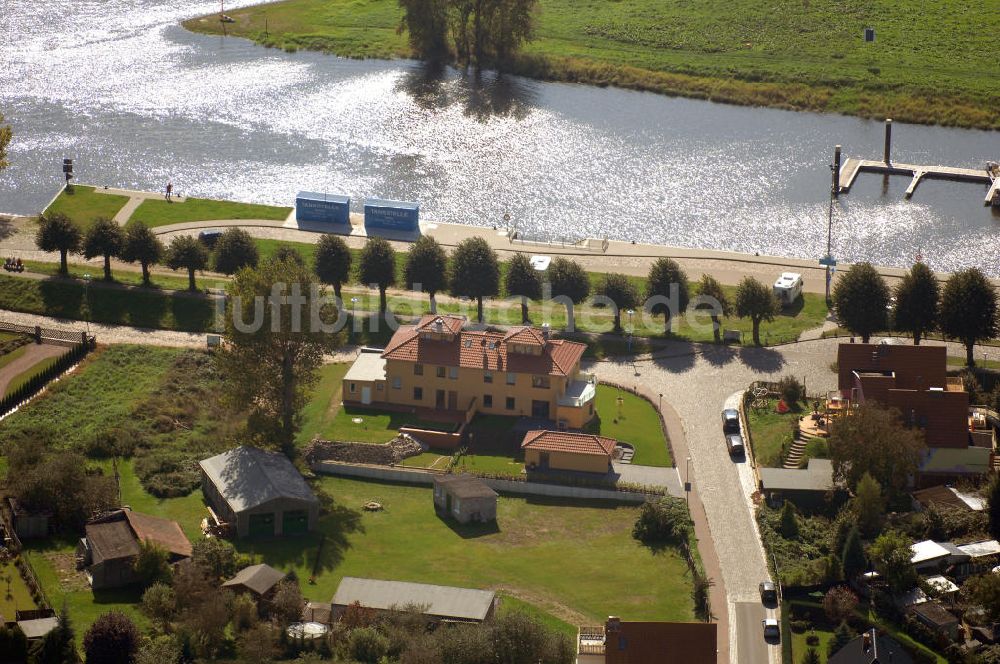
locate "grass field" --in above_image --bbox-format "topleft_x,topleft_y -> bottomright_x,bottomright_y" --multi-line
131,197 -> 292,228
588,385 -> 671,467
185,0 -> 1000,129
43,186 -> 129,228
23,259 -> 228,292
0,559 -> 37,618
0,274 -> 218,333
236,475 -> 695,624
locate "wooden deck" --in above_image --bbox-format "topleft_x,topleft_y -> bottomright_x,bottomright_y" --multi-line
838,157 -> 999,205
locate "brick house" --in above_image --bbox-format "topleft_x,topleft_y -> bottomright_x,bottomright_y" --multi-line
342,315 -> 596,429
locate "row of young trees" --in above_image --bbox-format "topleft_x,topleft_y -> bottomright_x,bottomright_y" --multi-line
832,261 -> 998,366
34,214 -> 269,289
398,0 -> 538,69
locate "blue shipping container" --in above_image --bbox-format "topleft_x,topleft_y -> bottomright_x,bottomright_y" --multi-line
364,198 -> 419,233
296,191 -> 351,224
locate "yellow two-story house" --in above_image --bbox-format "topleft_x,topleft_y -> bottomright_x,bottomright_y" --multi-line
342,315 -> 596,429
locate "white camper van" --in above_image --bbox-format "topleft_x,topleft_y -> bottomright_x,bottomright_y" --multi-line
773,272 -> 803,307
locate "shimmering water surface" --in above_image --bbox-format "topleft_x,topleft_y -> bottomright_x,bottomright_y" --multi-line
2,0 -> 999,273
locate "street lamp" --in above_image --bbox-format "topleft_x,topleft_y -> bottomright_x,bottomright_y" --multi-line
658,393 -> 663,412
685,456 -> 692,504
626,309 -> 635,353
83,273 -> 91,335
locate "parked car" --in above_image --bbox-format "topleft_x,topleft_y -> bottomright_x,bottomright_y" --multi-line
759,581 -> 777,603
726,433 -> 744,457
762,618 -> 780,639
198,229 -> 223,247
722,408 -> 740,434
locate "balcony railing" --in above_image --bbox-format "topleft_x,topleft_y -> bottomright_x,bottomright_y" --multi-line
558,373 -> 597,408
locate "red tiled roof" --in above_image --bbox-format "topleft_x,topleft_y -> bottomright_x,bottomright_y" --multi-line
521,430 -> 617,456
605,621 -> 717,664
381,324 -> 585,377
415,314 -> 465,335
502,326 -> 545,345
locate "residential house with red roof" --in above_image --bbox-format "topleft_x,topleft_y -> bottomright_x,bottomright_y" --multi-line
343,315 -> 596,429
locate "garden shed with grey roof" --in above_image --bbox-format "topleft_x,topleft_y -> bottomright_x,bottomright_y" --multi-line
199,446 -> 319,538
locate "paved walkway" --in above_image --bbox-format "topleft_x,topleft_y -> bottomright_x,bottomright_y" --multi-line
0,343 -> 65,395
611,462 -> 684,496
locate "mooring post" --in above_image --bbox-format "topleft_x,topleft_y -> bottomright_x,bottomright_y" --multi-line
884,118 -> 892,164
832,145 -> 842,194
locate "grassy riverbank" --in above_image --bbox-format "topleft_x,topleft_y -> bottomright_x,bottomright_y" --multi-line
184,0 -> 1000,129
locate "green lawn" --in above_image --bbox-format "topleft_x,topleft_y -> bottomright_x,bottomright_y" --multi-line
186,0 -> 1000,129
130,197 -> 292,228
947,356 -> 1000,371
588,385 -> 671,467
22,260 -> 228,293
235,475 -> 695,624
43,186 -> 130,228
0,559 -> 38,618
0,274 -> 218,333
298,362 -> 351,445
4,353 -> 64,397
746,398 -> 811,467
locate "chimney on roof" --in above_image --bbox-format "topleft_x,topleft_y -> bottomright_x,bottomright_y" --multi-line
541,323 -> 550,340
606,617 -> 621,634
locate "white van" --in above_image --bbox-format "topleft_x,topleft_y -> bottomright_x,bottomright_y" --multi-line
773,272 -> 803,307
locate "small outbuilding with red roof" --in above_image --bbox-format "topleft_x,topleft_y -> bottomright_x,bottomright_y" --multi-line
521,430 -> 617,474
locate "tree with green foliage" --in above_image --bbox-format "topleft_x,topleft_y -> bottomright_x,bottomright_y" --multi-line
313,234 -> 352,301
219,256 -> 342,452
832,262 -> 890,343
940,267 -> 998,367
348,626 -> 390,664
34,599 -> 76,664
0,623 -> 28,664
870,530 -> 918,593
853,472 -> 884,537
734,276 -> 780,345
893,262 -> 939,345
404,235 -> 448,313
829,402 -> 925,500
966,573 -> 1000,621
230,593 -> 258,633
133,540 -> 172,589
489,610 -> 574,664
447,0 -> 539,69
827,621 -> 854,659
778,375 -> 804,408
548,257 -> 590,332
82,216 -> 124,281
779,500 -> 799,539
449,237 -> 500,323
141,583 -> 177,634
505,252 -> 542,323
120,220 -> 164,285
237,622 -> 278,664
0,112 -> 11,171
841,526 -> 866,581
632,497 -> 692,548
83,611 -> 141,664
398,0 -> 450,60
646,258 -> 689,334
358,237 -> 397,315
134,636 -> 181,664
35,212 -> 82,276
801,647 -> 820,664
212,227 -> 258,275
599,272 -> 640,332
270,579 -> 305,627
696,274 -> 732,343
988,476 -> 1000,541
165,235 -> 209,291
272,244 -> 305,267
191,537 -> 240,580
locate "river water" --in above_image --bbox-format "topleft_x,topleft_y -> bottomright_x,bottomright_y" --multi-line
2,0 -> 999,273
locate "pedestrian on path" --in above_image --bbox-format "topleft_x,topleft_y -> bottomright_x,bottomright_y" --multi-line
166,181 -> 173,201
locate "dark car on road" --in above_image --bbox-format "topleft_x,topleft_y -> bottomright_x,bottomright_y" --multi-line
722,408 -> 740,434
726,433 -> 745,457
198,229 -> 223,248
759,581 -> 777,604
